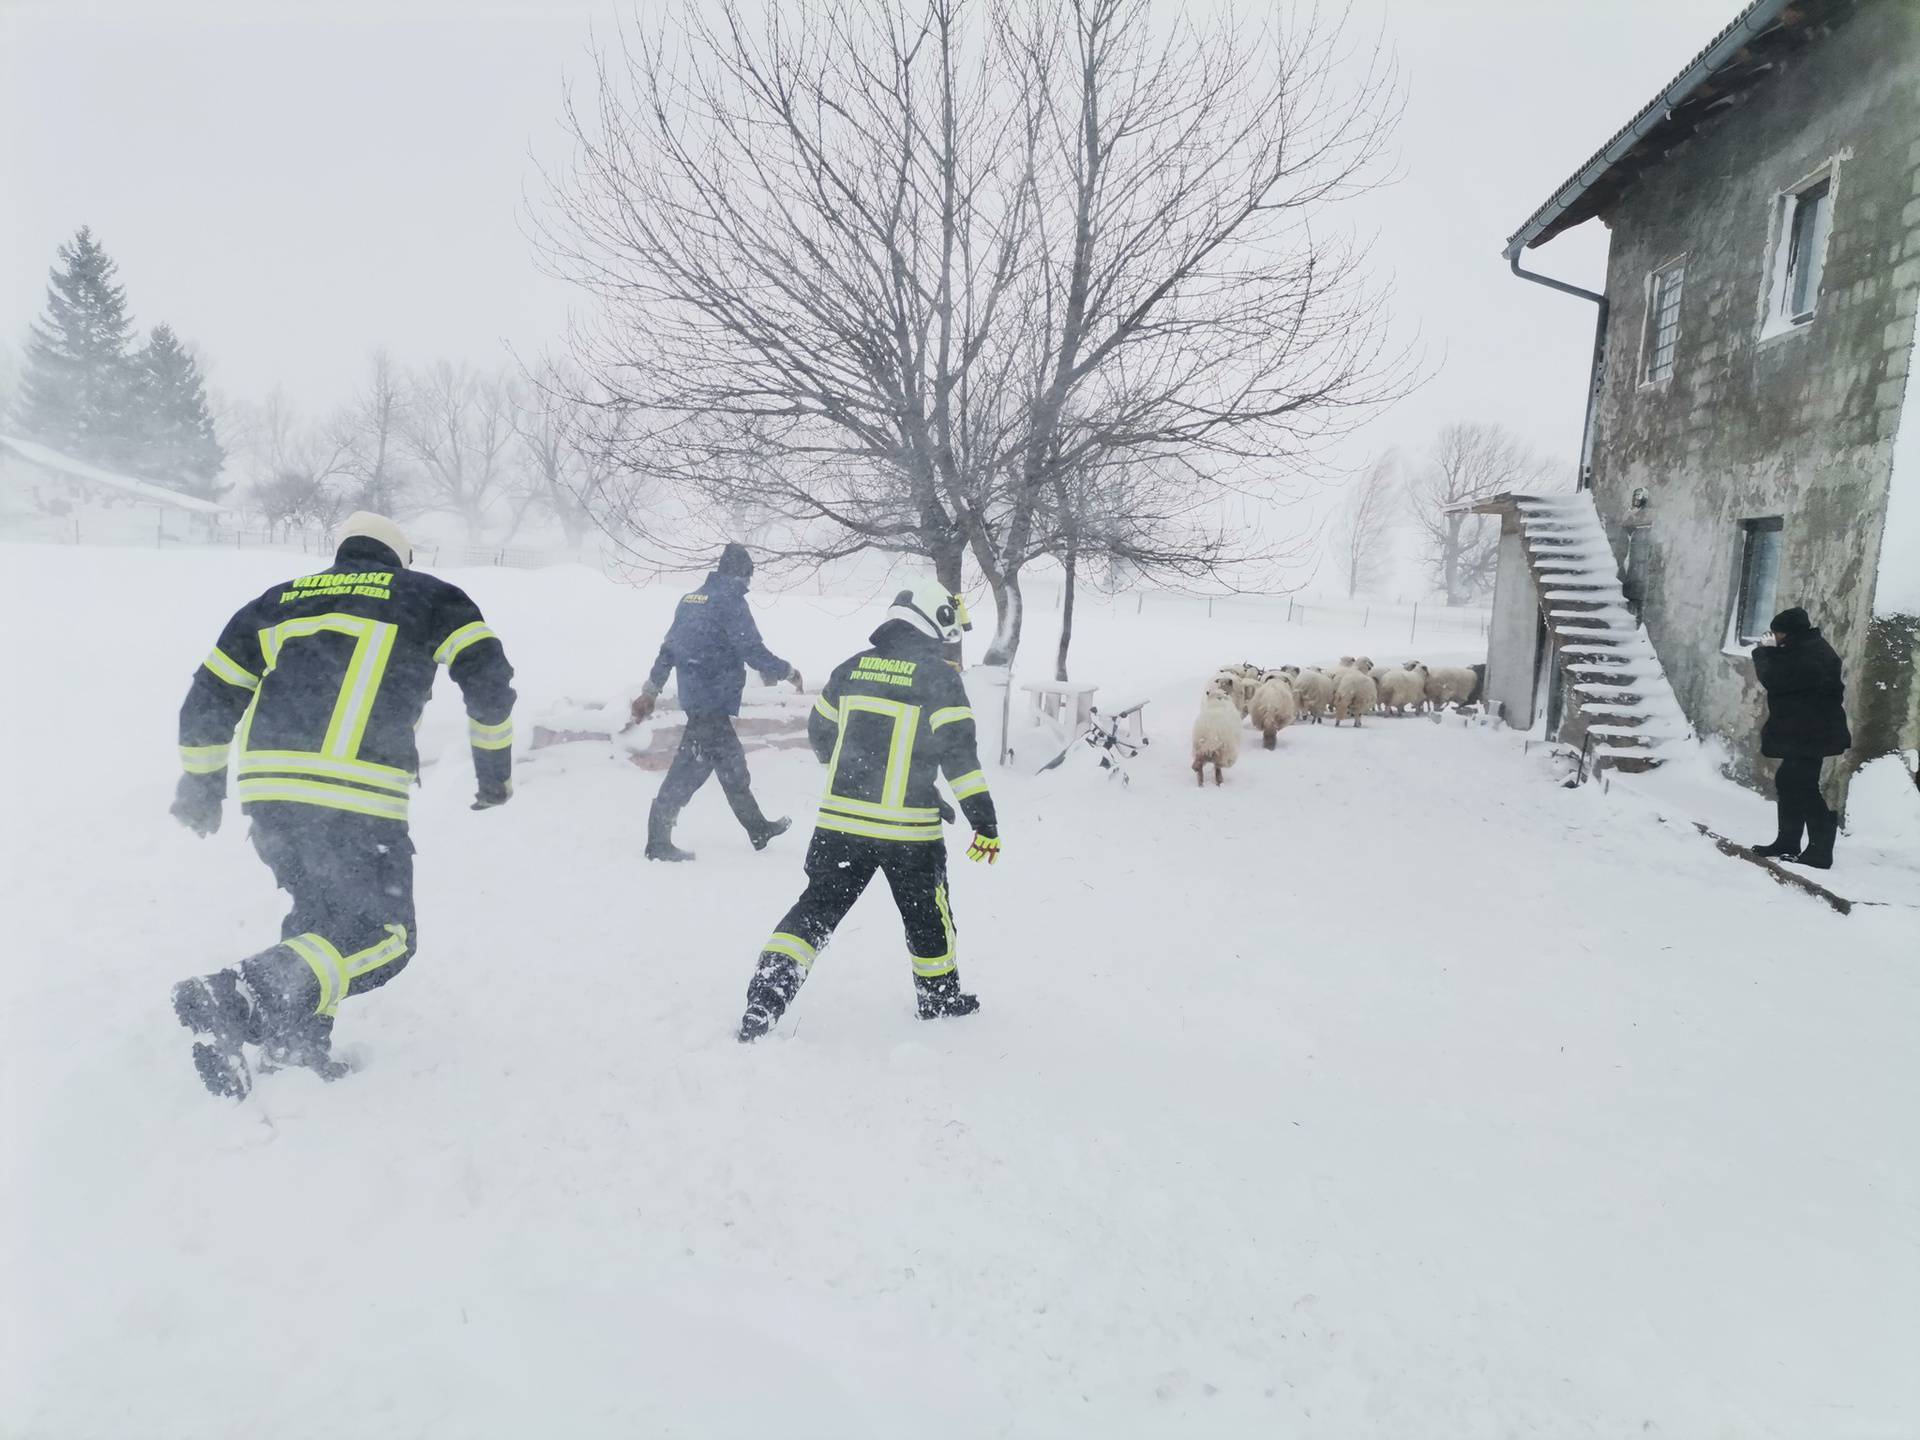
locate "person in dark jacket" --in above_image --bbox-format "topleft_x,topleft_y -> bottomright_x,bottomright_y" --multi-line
633,543 -> 800,862
168,512 -> 517,1098
1751,606 -> 1851,869
736,578 -> 1000,1042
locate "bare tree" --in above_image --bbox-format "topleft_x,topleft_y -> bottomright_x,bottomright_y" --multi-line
333,349 -> 413,516
1407,421 -> 1565,605
401,361 -> 520,542
509,368 -> 623,550
541,0 -> 1407,660
1330,451 -> 1398,599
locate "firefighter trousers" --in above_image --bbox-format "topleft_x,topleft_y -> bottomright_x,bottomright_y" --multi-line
652,712 -> 771,832
239,806 -> 418,1029
761,830 -> 957,978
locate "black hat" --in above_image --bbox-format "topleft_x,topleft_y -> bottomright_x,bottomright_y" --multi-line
1769,606 -> 1812,634
717,543 -> 755,579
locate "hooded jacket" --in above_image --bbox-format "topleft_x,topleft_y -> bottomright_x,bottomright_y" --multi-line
646,570 -> 792,716
806,619 -> 997,843
1752,608 -> 1851,759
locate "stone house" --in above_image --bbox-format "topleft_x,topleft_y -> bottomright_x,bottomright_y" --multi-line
1481,0 -> 1920,804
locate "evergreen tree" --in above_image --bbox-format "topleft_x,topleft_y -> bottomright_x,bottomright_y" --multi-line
132,324 -> 227,499
13,227 -> 139,466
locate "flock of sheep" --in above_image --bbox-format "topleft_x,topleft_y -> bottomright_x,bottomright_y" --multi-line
1189,657 -> 1484,785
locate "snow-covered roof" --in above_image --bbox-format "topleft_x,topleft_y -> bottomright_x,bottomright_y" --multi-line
1507,0 -> 1849,253
0,433 -> 227,514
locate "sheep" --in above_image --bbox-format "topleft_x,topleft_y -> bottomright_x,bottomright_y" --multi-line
1331,665 -> 1379,726
1247,670 -> 1299,749
1376,664 -> 1428,716
1356,656 -> 1376,674
1424,664 -> 1479,711
1191,678 -> 1242,785
1213,663 -> 1261,719
1290,667 -> 1334,723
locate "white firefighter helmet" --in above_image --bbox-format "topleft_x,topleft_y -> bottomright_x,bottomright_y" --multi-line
888,577 -> 972,644
336,510 -> 413,567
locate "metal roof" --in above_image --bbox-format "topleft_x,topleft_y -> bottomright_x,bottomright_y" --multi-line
1506,0 -> 1856,254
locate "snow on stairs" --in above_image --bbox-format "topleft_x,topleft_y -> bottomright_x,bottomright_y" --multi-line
1515,492 -> 1690,774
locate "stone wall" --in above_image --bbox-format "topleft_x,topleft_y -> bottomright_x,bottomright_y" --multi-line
1584,0 -> 1920,799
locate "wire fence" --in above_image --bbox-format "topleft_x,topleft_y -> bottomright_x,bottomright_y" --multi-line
1026,578 -> 1491,640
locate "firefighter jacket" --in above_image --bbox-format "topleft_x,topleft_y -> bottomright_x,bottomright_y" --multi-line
176,536 -> 517,824
646,571 -> 792,716
807,619 -> 997,844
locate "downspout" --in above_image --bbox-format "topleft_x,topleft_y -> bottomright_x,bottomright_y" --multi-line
1506,245 -> 1607,492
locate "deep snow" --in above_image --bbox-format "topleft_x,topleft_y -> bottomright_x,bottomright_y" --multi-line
1,542 -> 1915,1439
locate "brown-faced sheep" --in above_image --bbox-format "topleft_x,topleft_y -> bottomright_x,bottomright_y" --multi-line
1248,670 -> 1299,749
1192,678 -> 1242,785
1331,666 -> 1379,726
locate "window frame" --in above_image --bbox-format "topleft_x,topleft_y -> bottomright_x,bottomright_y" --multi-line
1727,517 -> 1786,653
1759,161 -> 1839,342
1639,255 -> 1687,386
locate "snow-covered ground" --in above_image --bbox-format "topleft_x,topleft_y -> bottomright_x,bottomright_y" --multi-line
2,542 -> 1915,1439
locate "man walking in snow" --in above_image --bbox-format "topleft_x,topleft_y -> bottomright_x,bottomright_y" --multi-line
1750,605 -> 1851,870
632,543 -> 800,862
168,512 -> 516,1098
736,578 -> 1000,1042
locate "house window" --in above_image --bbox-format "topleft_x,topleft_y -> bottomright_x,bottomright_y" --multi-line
1764,173 -> 1833,335
1734,518 -> 1784,645
1642,261 -> 1685,383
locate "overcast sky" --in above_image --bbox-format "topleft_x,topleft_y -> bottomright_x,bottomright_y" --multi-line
1,0 -> 1742,478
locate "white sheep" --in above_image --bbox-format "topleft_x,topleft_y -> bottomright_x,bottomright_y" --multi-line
1377,663 -> 1428,716
1213,664 -> 1260,719
1248,670 -> 1299,750
1290,667 -> 1334,723
1331,666 -> 1378,726
1191,677 -> 1242,785
1424,664 -> 1479,710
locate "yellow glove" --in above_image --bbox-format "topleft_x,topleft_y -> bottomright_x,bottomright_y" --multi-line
966,833 -> 1002,865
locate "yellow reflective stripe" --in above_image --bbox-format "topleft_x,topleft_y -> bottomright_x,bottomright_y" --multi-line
202,647 -> 259,691
237,778 -> 409,821
434,622 -> 497,667
947,769 -> 989,799
237,750 -> 413,792
912,884 -> 957,976
334,620 -> 396,758
283,933 -> 347,1016
819,795 -> 940,823
469,717 -> 514,750
814,811 -> 943,843
179,743 -> 230,774
883,703 -> 918,810
763,932 -> 818,969
813,695 -> 840,723
929,706 -> 973,730
344,924 -> 410,982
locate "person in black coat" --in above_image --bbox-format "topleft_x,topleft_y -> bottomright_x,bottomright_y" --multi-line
1750,606 -> 1851,869
632,543 -> 801,862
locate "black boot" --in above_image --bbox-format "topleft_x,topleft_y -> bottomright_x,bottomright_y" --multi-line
1750,840 -> 1800,860
646,805 -> 696,863
748,816 -> 792,851
172,968 -> 265,1100
915,971 -> 980,1020
738,952 -> 805,1042
259,1012 -> 350,1081
1787,811 -> 1837,870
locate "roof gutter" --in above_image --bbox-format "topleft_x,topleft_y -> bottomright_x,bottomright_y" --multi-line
1507,253 -> 1608,493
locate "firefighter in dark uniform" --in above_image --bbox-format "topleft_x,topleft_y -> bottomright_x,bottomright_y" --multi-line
736,578 -> 1001,1042
167,512 -> 516,1098
633,543 -> 800,862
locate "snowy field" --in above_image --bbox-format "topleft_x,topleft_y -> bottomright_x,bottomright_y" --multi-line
2,541 -> 1916,1439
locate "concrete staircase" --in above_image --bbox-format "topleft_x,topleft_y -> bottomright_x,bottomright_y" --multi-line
1513,492 -> 1691,772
